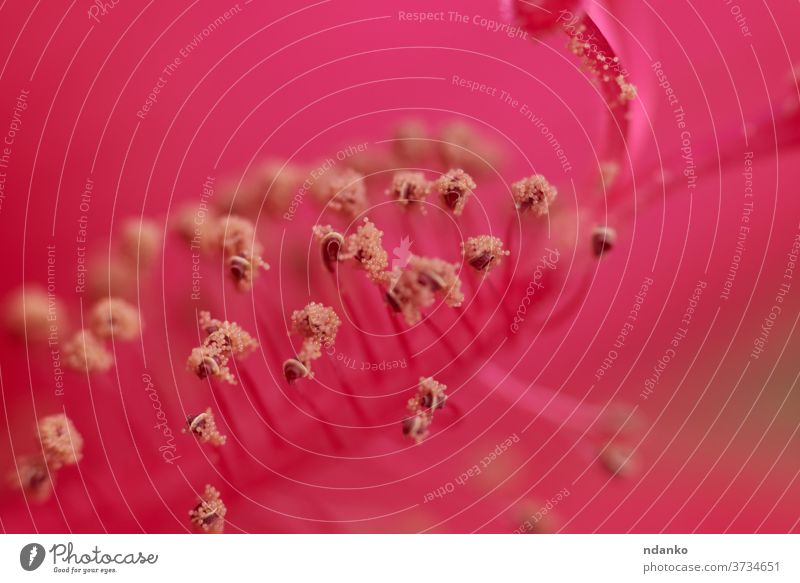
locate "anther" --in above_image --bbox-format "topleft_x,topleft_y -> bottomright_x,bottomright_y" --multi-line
386,171 -> 430,211
283,358 -> 310,383
434,169 -> 476,216
229,255 -> 250,281
591,226 -> 616,257
320,231 -> 344,272
511,174 -> 557,217
462,235 -> 510,274
189,485 -> 226,534
197,357 -> 220,379
185,408 -> 227,446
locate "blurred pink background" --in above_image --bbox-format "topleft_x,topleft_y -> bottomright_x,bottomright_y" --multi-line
0,0 -> 798,533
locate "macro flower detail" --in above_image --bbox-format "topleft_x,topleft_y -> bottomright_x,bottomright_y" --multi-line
385,256 -> 464,325
285,303 -> 341,381
0,0 -> 796,540
434,168 -> 476,216
403,377 -> 447,443
184,408 -> 227,446
410,376 -> 448,412
511,174 -> 557,216
348,220 -> 389,280
462,235 -> 510,274
314,219 -> 389,282
566,22 -> 638,107
37,414 -> 83,469
189,485 -> 226,534
187,311 -> 257,385
10,415 -> 83,503
214,215 -> 270,291
386,171 -> 431,212
282,358 -> 312,384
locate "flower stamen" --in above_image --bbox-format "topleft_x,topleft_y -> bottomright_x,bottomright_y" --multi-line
189,484 -> 226,534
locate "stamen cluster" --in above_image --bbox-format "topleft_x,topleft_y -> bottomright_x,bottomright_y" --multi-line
403,377 -> 448,443
187,311 -> 257,384
189,484 -> 226,534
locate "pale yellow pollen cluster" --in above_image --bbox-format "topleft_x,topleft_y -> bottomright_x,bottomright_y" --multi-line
434,168 -> 476,216
63,329 -> 113,373
567,24 -> 637,107
185,408 -> 227,446
511,174 -> 557,216
187,311 -> 257,385
283,303 -> 341,383
313,219 -> 389,283
385,256 -> 464,325
311,224 -> 335,241
291,302 -> 341,364
89,298 -> 140,340
403,377 -> 447,443
386,171 -> 430,211
37,414 -> 84,469
462,235 -> 510,274
189,484 -> 226,534
344,219 -> 389,282
313,167 -> 367,219
616,75 -> 637,102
